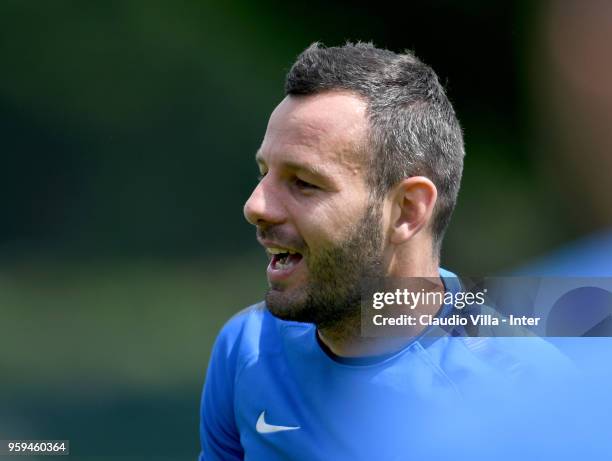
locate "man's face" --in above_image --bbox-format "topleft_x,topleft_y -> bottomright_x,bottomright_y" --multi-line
243,92 -> 387,328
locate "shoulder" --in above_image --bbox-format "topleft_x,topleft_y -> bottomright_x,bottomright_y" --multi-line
466,305 -> 576,379
423,333 -> 577,405
211,302 -> 311,372
212,302 -> 267,361
215,302 -> 267,346
461,335 -> 576,377
423,303 -> 576,393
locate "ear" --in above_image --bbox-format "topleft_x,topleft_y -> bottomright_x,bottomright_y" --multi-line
389,177 -> 438,245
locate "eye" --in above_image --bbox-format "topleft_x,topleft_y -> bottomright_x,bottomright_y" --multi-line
293,177 -> 318,190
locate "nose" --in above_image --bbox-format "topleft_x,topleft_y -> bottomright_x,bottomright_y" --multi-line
243,176 -> 285,227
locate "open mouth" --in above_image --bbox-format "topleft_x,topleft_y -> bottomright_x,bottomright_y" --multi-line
267,247 -> 304,280
271,251 -> 303,270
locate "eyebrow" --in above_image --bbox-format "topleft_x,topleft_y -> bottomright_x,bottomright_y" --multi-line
255,151 -> 330,179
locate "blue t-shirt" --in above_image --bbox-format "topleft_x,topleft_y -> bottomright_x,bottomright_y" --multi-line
199,271 -> 598,461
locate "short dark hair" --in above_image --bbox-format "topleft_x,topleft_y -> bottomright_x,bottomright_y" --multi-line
285,42 -> 465,253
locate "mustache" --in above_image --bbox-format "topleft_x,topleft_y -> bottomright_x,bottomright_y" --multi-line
256,227 -> 306,253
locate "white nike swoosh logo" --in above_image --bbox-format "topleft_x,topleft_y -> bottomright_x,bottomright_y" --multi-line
256,411 -> 300,434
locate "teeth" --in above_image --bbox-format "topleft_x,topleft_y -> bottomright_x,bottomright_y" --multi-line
276,258 -> 292,270
267,247 -> 296,255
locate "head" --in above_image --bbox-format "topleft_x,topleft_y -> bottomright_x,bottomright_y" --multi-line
244,42 -> 464,328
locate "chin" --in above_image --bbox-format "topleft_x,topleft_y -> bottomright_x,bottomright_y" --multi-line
264,287 -> 311,323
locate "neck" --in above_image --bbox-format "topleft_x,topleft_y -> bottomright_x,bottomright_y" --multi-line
317,322 -> 429,358
317,251 -> 442,359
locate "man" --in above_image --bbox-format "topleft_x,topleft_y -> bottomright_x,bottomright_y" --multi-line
199,43 -> 575,461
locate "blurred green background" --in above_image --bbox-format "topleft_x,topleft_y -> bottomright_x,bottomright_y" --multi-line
2,0 -> 608,459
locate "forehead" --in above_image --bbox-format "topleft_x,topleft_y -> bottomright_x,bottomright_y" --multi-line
257,92 -> 368,174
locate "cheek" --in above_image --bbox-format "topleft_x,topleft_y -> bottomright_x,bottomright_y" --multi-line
296,196 -> 369,248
